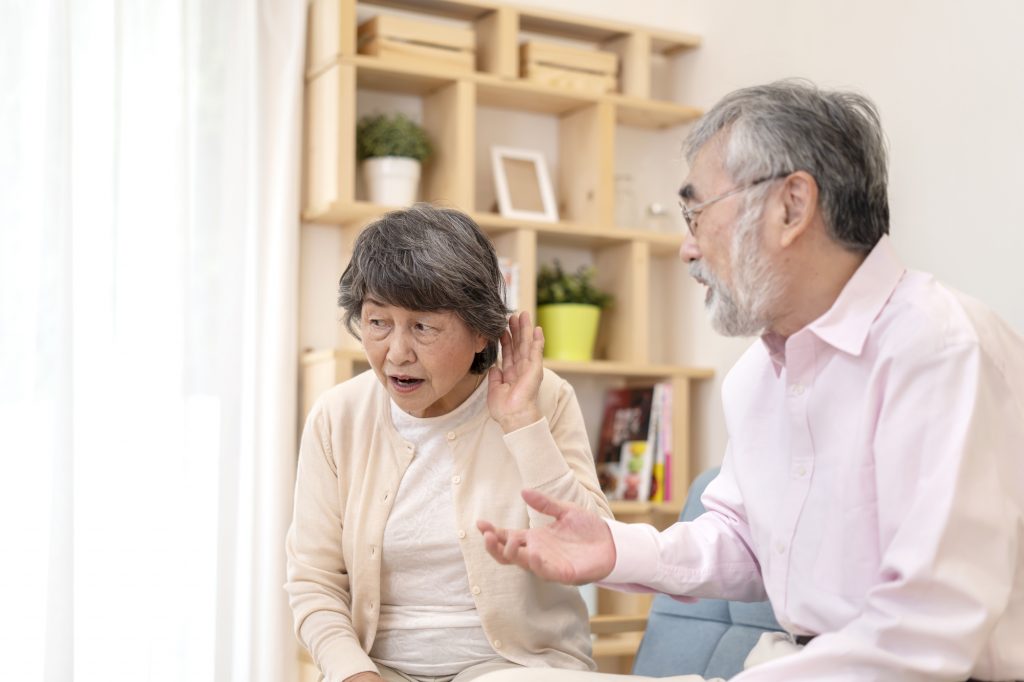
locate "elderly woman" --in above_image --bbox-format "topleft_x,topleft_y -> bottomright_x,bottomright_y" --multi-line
285,204 -> 612,682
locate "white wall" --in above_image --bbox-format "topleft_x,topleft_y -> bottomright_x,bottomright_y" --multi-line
530,0 -> 1024,471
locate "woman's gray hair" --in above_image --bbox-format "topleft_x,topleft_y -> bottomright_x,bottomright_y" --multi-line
685,79 -> 889,252
338,204 -> 510,374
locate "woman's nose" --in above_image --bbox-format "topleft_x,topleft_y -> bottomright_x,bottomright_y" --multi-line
387,329 -> 415,364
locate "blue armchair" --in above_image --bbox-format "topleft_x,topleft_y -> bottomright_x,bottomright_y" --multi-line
630,467 -> 784,679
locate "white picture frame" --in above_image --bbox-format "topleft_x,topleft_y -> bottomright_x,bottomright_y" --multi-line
491,146 -> 559,222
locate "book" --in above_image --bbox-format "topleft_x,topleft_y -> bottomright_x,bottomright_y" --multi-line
615,440 -> 650,501
595,387 -> 654,500
649,382 -> 672,503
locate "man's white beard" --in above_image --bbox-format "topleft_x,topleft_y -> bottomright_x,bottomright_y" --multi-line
689,201 -> 782,337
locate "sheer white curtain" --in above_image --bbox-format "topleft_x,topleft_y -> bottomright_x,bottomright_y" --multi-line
1,1 -> 305,680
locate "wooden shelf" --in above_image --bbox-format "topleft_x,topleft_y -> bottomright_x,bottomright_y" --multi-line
611,94 -> 703,129
543,359 -> 711,379
609,500 -> 684,518
592,631 -> 645,658
301,204 -> 688,257
357,0 -> 702,53
590,613 -> 648,636
311,56 -> 702,129
302,348 -> 711,381
300,4 -> 707,675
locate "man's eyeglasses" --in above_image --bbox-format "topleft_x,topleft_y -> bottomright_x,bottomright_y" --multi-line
678,172 -> 791,236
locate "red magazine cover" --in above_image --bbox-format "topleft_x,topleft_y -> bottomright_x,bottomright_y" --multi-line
594,387 -> 654,499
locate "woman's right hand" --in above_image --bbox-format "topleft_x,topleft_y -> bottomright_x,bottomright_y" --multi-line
343,673 -> 384,682
487,311 -> 544,434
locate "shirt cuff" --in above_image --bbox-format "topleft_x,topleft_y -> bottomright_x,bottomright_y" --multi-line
603,517 -> 662,584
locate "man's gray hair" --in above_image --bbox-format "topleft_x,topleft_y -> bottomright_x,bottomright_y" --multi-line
338,204 -> 510,374
685,79 -> 889,252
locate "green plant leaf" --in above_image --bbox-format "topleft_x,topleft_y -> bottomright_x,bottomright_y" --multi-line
356,113 -> 433,162
536,259 -> 613,308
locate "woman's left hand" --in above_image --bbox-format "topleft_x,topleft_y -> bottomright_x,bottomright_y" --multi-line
487,311 -> 545,433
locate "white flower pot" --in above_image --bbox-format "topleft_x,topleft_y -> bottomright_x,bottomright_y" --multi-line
362,156 -> 421,206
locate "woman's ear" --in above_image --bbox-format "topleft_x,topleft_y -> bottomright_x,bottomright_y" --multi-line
778,171 -> 819,248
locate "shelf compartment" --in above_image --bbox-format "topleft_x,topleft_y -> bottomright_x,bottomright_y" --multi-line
476,74 -> 600,117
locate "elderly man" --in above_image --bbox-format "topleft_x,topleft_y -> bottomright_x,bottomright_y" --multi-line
475,80 -> 1024,682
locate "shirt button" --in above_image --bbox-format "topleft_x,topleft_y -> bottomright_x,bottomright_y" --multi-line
471,585 -> 481,595
796,465 -> 807,477
776,543 -> 786,554
790,383 -> 805,395
452,475 -> 462,485
457,529 -> 466,539
493,639 -> 502,649
446,431 -> 456,441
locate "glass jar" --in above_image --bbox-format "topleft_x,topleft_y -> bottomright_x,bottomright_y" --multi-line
644,202 -> 671,232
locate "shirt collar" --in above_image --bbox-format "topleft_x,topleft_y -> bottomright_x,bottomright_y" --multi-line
760,234 -> 906,369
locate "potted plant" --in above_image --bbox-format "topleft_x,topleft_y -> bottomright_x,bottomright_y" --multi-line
536,260 -> 613,361
356,113 -> 432,206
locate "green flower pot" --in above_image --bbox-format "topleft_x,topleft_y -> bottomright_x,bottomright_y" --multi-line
537,303 -> 601,361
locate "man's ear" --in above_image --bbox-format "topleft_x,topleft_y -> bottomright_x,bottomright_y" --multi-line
778,171 -> 819,248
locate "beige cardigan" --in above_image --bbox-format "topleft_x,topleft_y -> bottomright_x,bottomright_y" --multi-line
285,368 -> 612,682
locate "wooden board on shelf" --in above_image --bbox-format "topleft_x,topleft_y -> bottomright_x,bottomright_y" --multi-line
361,0 -> 498,22
542,358 -> 712,380
612,94 -> 703,129
590,613 -> 648,636
592,630 -> 645,658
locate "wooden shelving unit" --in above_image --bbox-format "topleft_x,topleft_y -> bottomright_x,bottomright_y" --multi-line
299,0 -> 709,674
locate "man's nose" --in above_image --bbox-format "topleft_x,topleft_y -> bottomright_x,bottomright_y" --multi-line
680,235 -> 701,263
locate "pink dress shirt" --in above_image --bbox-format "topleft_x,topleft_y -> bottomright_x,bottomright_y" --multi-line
604,235 -> 1024,681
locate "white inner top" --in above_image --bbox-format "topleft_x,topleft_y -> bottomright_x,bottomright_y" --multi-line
369,378 -> 496,675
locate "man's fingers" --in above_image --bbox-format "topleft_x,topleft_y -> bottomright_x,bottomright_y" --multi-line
480,529 -> 511,565
502,531 -> 525,563
521,488 -> 572,520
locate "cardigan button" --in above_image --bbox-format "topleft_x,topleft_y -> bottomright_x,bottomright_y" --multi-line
493,639 -> 502,649
471,585 -> 481,595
